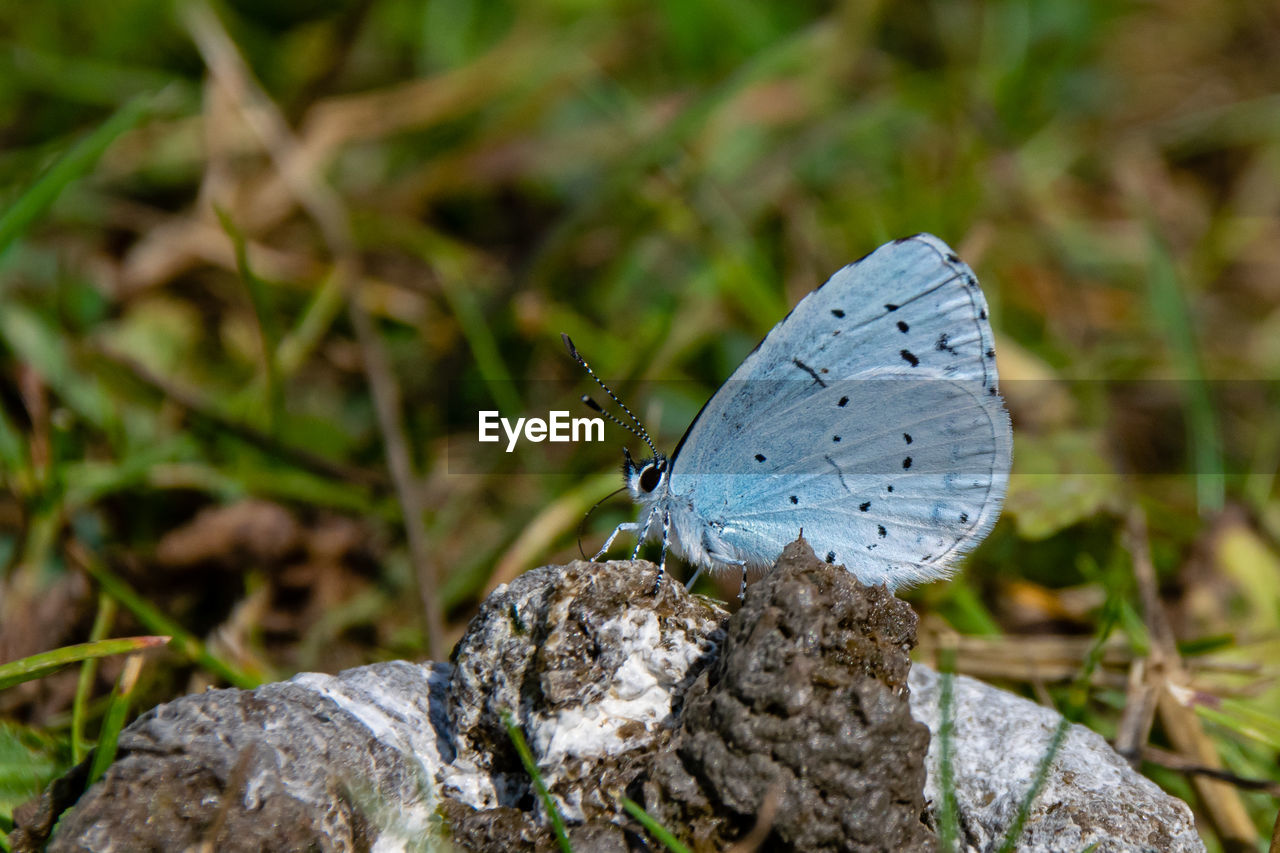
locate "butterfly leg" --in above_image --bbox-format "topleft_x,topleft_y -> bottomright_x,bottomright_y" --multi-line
683,564 -> 706,591
650,509 -> 672,595
629,507 -> 657,560
704,550 -> 747,601
594,520 -> 642,561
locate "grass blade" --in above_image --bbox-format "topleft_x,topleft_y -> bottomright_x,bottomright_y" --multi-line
86,654 -> 145,785
5,46 -> 193,108
0,304 -> 115,430
0,95 -> 154,258
994,716 -> 1070,853
0,721 -> 69,826
936,646 -> 961,853
275,268 -> 345,377
500,709 -> 572,853
216,206 -> 284,432
997,582 -> 1121,852
72,593 -> 118,762
382,218 -> 521,414
71,545 -> 260,689
0,636 -> 167,692
0,403 -> 31,492
620,796 -> 692,853
1169,686 -> 1280,750
1145,229 -> 1224,512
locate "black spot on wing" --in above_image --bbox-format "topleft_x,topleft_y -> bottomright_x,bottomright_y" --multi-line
979,308 -> 987,320
831,309 -> 845,318
838,396 -> 849,407
903,433 -> 913,444
960,512 -> 968,523
877,525 -> 887,538
886,485 -> 894,492
825,455 -> 851,494
945,252 -> 961,263
897,320 -> 909,333
859,501 -> 870,511
832,435 -> 841,443
790,495 -> 798,504
792,358 -> 828,387
903,456 -> 913,469
755,453 -> 766,463
900,350 -> 919,367
986,348 -> 996,359
825,551 -> 836,563
885,303 -> 899,312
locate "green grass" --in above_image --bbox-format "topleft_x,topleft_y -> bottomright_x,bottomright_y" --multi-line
1,1 -> 1278,848
0,635 -> 167,692
501,710 -> 572,853
0,94 -> 157,259
85,654 -> 144,786
936,648 -> 961,853
620,796 -> 692,853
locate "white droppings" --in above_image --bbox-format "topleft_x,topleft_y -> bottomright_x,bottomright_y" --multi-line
529,609 -> 705,770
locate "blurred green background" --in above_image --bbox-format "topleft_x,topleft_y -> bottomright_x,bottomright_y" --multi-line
2,0 -> 1279,849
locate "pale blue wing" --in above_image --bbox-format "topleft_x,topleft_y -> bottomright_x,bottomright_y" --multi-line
667,234 -> 1011,587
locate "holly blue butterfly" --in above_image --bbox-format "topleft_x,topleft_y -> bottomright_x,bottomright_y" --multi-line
566,233 -> 1012,598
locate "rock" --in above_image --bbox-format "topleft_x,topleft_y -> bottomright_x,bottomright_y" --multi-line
908,665 -> 1204,853
645,537 -> 937,851
15,661 -> 452,852
15,542 -> 1204,853
443,558 -> 725,842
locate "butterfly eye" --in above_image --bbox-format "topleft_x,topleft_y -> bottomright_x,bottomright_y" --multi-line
639,464 -> 663,493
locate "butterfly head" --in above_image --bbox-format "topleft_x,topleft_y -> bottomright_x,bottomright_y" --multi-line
623,447 -> 669,503
561,334 -> 669,505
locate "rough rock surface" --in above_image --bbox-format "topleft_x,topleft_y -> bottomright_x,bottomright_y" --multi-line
14,660 -> 451,852
646,538 -> 936,852
15,541 -> 1205,853
909,665 -> 1203,853
443,558 -> 725,837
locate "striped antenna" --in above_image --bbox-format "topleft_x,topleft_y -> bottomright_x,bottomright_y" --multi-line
561,333 -> 659,458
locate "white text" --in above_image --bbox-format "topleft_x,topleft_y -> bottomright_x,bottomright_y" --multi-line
478,410 -> 605,452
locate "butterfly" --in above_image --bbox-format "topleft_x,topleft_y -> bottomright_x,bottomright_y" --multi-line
566,234 -> 1012,599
